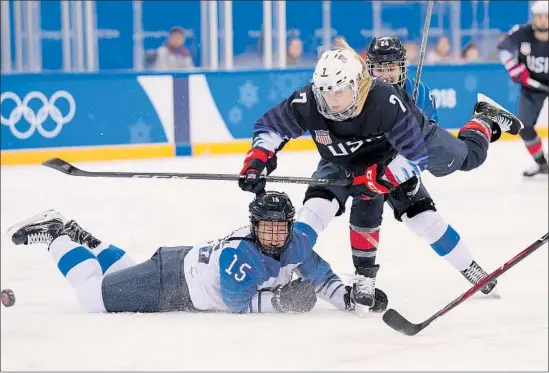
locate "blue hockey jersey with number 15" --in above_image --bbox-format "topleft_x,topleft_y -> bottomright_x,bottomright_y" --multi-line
182,222 -> 349,313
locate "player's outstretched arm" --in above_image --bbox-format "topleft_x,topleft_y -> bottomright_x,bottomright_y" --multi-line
239,89 -> 309,194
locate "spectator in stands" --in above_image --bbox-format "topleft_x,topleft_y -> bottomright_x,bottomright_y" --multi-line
426,36 -> 454,63
153,26 -> 194,71
286,37 -> 304,66
461,42 -> 481,62
144,49 -> 158,70
404,41 -> 418,64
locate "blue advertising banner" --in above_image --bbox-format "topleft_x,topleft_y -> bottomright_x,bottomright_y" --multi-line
0,74 -> 171,151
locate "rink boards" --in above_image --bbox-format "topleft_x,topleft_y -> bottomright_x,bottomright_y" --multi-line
1,64 -> 547,165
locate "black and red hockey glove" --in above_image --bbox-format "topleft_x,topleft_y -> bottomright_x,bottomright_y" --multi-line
238,147 -> 277,194
351,163 -> 400,200
507,61 -> 531,87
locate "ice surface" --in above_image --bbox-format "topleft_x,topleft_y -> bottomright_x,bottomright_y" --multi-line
1,141 -> 547,370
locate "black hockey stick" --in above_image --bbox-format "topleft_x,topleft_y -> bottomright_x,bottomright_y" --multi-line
383,232 -> 548,336
526,78 -> 549,93
412,0 -> 434,102
42,158 -> 352,187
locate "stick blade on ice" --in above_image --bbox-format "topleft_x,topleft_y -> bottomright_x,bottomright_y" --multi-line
382,309 -> 425,336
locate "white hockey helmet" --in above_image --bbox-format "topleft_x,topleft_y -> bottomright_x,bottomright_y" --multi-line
312,49 -> 364,121
531,0 -> 548,15
531,0 -> 548,32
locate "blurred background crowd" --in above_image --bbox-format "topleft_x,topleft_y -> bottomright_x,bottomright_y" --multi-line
0,0 -> 536,74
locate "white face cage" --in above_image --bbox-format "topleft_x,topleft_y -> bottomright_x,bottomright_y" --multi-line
312,81 -> 359,121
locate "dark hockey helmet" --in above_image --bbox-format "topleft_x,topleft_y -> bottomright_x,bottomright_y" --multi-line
366,36 -> 408,87
249,191 -> 295,259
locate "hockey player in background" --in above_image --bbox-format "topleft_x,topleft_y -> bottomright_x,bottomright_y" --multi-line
8,191 -> 386,315
238,41 -> 522,315
498,0 -> 549,177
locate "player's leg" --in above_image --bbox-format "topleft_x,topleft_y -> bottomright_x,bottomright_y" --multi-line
517,90 -> 548,177
64,219 -> 136,275
8,210 -> 109,312
297,159 -> 348,233
387,178 -> 497,295
101,246 -> 196,313
348,195 -> 386,315
425,97 -> 523,177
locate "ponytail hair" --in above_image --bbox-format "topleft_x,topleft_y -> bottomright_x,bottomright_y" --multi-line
337,40 -> 373,114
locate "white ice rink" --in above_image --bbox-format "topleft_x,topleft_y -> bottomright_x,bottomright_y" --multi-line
1,141 -> 548,371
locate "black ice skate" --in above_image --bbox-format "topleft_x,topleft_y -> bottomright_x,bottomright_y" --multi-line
352,265 -> 380,316
64,220 -> 101,249
473,93 -> 524,141
8,210 -> 66,248
461,260 -> 499,296
523,162 -> 549,178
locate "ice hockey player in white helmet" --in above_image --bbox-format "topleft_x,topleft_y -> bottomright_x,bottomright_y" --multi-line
7,191 -> 387,315
238,41 -> 521,315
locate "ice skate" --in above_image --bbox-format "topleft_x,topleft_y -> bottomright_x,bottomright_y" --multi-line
474,93 -> 524,139
64,220 -> 102,249
7,210 -> 66,248
461,260 -> 500,297
523,162 -> 549,178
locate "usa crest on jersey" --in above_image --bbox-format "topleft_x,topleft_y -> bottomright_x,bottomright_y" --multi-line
520,42 -> 531,55
314,130 -> 332,145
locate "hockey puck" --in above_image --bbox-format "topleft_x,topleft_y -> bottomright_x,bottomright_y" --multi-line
2,289 -> 16,307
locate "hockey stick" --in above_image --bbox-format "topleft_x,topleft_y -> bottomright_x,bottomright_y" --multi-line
526,78 -> 549,93
383,232 -> 549,336
412,0 -> 434,102
41,158 -> 352,187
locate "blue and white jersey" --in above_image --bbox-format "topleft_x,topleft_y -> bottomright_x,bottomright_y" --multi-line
183,222 -> 348,313
404,77 -> 439,122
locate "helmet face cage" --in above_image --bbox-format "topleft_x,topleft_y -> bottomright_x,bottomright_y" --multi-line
312,81 -> 360,122
366,36 -> 408,87
251,218 -> 294,258
249,191 -> 295,259
367,60 -> 407,87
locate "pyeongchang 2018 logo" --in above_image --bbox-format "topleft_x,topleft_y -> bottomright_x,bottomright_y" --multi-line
1,91 -> 76,140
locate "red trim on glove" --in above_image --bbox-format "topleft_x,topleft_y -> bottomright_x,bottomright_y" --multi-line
383,167 -> 400,188
240,147 -> 273,175
352,165 -> 392,195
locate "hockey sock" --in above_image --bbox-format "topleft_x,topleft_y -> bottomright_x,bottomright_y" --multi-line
524,136 -> 547,164
49,235 -> 106,312
402,211 -> 474,272
88,242 -> 136,276
350,225 -> 379,269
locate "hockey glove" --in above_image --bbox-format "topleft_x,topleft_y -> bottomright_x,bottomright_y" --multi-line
351,163 -> 400,200
507,61 -> 531,87
238,147 -> 277,194
271,278 -> 317,313
344,286 -> 388,314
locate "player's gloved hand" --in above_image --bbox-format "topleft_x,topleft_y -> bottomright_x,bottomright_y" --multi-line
388,175 -> 421,203
507,61 -> 531,87
272,278 -> 317,313
238,147 -> 277,194
351,163 -> 399,200
344,286 -> 388,314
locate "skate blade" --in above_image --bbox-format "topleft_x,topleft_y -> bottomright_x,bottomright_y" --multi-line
477,93 -> 524,132
6,209 -> 65,239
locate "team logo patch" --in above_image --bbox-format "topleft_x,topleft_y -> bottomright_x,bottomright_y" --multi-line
520,42 -> 531,55
314,130 -> 332,145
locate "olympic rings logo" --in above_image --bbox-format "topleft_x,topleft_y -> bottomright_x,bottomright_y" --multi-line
1,91 -> 76,140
